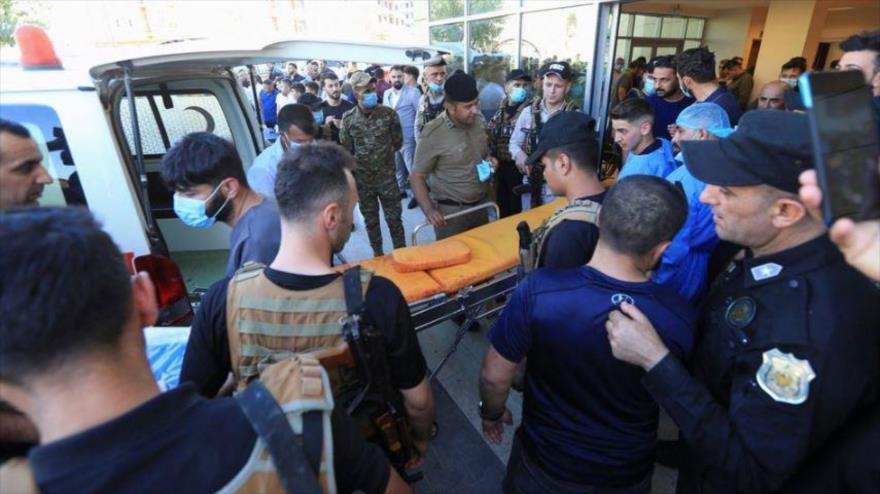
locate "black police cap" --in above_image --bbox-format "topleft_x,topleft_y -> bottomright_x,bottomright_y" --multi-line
444,72 -> 479,103
681,110 -> 813,194
525,111 -> 596,165
506,69 -> 532,82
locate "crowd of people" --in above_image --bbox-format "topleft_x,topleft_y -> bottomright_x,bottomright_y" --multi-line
0,27 -> 879,494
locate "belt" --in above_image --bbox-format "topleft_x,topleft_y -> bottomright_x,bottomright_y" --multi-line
436,197 -> 485,207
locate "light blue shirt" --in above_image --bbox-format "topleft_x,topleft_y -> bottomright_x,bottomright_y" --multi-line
247,139 -> 285,199
653,159 -> 719,302
618,138 -> 677,180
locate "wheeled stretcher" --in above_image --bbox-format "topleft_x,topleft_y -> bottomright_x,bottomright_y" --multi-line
145,199 -> 566,387
341,199 -> 566,379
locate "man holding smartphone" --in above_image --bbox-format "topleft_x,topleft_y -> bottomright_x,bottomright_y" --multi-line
604,111 -> 880,493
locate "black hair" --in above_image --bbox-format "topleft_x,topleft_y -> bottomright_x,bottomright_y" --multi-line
305,81 -> 320,93
0,208 -> 133,384
390,65 -> 406,73
291,82 -> 306,94
781,60 -> 802,73
628,59 -> 645,70
723,59 -> 743,71
840,31 -> 880,73
0,119 -> 31,163
600,176 -> 687,256
288,62 -> 298,69
651,55 -> 676,72
545,139 -> 599,175
160,132 -> 246,191
297,92 -> 323,111
308,60 -> 320,67
789,57 -> 808,72
675,47 -> 716,83
321,72 -> 339,86
610,97 -> 653,124
278,103 -> 317,135
403,65 -> 420,79
274,142 -> 355,223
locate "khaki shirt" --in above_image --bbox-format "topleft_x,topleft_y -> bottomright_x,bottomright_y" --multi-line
413,112 -> 489,204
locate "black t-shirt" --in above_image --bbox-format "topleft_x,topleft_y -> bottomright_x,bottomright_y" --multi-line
322,100 -> 355,143
28,385 -> 389,494
537,191 -> 606,270
180,268 -> 427,397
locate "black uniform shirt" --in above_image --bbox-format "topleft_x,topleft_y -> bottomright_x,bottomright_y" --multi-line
537,191 -> 606,270
180,268 -> 428,398
642,234 -> 880,493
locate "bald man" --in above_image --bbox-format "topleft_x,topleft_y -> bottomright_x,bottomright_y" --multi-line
756,80 -> 789,110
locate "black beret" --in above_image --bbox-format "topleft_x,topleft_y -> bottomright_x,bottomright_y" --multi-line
444,72 -> 479,103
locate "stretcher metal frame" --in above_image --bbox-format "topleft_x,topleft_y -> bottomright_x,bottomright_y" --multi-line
406,202 -> 521,380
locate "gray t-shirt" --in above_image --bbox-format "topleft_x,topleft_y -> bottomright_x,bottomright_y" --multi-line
226,198 -> 282,276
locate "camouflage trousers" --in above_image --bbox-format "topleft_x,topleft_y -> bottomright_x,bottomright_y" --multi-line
357,179 -> 406,256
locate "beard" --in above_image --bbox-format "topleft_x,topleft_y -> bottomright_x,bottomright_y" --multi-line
207,191 -> 232,223
392,81 -> 404,90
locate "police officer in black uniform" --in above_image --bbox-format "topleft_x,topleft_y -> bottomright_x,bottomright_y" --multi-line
604,111 -> 880,493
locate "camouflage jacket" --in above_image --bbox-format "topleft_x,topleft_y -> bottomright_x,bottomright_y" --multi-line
340,105 -> 403,185
414,93 -> 445,140
486,96 -> 534,163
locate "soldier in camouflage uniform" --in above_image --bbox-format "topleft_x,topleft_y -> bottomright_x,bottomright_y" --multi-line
487,69 -> 534,217
414,55 -> 448,142
509,61 -> 580,207
340,71 -> 405,256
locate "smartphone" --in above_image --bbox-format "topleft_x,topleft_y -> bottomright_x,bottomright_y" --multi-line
800,70 -> 880,221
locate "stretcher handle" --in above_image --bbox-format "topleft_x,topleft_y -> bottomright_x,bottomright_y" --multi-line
411,202 -> 501,246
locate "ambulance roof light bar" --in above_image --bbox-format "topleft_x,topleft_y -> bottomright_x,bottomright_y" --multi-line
15,25 -> 63,70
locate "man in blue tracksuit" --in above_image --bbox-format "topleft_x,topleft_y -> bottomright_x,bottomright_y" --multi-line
611,98 -> 677,180
653,103 -> 733,302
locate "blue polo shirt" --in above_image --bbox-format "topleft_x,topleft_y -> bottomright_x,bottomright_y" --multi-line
646,94 -> 694,140
704,86 -> 742,126
489,266 -> 695,487
260,88 -> 278,126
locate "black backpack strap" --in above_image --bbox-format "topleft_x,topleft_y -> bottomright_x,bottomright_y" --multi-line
236,381 -> 322,494
302,410 -> 324,476
343,266 -> 365,317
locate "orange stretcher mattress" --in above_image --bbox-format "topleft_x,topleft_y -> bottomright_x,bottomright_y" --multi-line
390,239 -> 472,273
426,199 -> 564,293
340,199 -> 565,302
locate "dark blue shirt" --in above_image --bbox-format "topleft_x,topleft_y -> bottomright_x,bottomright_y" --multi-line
28,385 -> 390,494
646,94 -> 695,140
704,86 -> 742,126
538,191 -> 606,269
489,266 -> 696,487
260,88 -> 278,125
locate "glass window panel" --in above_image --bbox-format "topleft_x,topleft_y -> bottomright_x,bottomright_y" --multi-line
632,14 -> 660,37
618,13 -> 633,36
468,0 -> 518,15
683,39 -> 701,51
520,5 -> 598,106
430,23 -> 465,73
430,0 -> 464,21
630,46 -> 653,64
686,18 -> 705,39
469,15 -> 518,120
615,38 -> 631,65
656,45 -> 679,56
522,0 -> 579,8
661,17 -> 686,38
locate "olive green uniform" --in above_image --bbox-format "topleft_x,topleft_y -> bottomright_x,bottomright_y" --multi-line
340,105 -> 405,256
413,111 -> 491,239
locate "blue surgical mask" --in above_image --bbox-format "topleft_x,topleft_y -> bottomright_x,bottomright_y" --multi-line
313,111 -> 324,124
673,151 -> 684,164
781,78 -> 798,89
476,159 -> 493,182
510,86 -> 528,104
643,78 -> 656,96
362,92 -> 378,108
429,82 -> 444,94
173,183 -> 230,228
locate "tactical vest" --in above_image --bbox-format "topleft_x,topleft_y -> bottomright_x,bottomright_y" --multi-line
0,357 -> 335,494
522,98 -> 580,156
226,262 -> 373,391
487,97 -> 532,163
525,198 -> 600,273
416,95 -> 444,134
219,356 -> 335,494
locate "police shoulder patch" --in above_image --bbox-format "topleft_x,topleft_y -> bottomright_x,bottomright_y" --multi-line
756,348 -> 816,405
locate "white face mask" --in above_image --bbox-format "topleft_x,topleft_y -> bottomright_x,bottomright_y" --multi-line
781,78 -> 798,89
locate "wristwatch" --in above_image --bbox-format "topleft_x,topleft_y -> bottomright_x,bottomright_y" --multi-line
478,400 -> 505,422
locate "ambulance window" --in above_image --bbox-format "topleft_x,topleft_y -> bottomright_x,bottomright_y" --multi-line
119,91 -> 233,157
0,104 -> 88,207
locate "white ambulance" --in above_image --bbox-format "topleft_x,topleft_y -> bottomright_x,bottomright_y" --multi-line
0,29 -> 444,386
